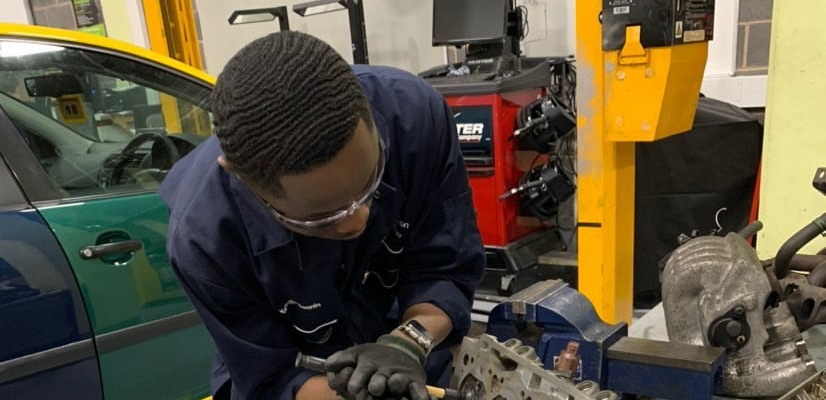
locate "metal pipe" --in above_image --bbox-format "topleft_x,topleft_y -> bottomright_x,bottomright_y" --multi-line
787,254 -> 826,272
774,213 -> 826,279
346,0 -> 368,64
807,260 -> 826,287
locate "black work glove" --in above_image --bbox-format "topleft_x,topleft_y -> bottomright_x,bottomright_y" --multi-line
325,334 -> 428,400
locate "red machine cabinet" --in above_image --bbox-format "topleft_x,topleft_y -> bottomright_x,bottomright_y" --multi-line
423,58 -> 560,295
445,90 -> 542,247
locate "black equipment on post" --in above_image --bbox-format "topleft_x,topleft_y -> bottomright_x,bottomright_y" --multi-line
504,57 -> 577,222
499,162 -> 575,220
514,96 -> 576,154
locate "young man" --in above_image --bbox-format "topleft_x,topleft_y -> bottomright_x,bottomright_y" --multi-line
159,31 -> 484,400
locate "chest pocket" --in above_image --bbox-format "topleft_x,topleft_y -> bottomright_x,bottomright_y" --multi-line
275,241 -> 347,346
277,297 -> 339,345
359,181 -> 408,292
364,218 -> 409,289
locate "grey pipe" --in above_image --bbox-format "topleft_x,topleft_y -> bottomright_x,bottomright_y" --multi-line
774,213 -> 826,279
738,220 -> 764,241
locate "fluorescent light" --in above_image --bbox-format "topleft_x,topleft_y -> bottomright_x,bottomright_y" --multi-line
290,0 -> 368,64
293,0 -> 347,17
0,42 -> 63,58
231,13 -> 276,24
228,6 -> 290,30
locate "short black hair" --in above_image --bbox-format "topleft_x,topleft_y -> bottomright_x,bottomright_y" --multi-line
212,31 -> 373,195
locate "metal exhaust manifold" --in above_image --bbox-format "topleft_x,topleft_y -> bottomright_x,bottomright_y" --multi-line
662,233 -> 816,397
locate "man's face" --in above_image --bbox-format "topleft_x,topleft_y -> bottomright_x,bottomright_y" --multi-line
256,119 -> 383,240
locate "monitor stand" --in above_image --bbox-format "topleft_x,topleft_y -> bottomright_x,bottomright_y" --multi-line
459,54 -> 519,77
418,34 -> 523,80
465,40 -> 521,77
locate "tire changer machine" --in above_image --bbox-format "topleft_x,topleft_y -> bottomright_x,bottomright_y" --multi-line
421,0 -> 577,297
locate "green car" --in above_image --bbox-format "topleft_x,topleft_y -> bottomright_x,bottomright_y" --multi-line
0,23 -> 215,400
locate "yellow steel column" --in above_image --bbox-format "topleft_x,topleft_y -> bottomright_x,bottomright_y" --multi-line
141,0 -> 202,69
142,0 -> 169,56
576,2 -> 710,324
142,0 -> 205,134
575,1 -> 635,324
160,0 -> 204,69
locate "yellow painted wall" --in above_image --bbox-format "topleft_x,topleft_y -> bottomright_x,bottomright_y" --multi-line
100,0 -> 137,43
756,3 -> 826,258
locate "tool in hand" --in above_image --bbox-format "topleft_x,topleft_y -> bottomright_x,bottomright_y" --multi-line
296,352 -> 470,400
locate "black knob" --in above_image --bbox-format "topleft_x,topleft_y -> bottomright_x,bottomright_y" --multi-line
726,320 -> 743,337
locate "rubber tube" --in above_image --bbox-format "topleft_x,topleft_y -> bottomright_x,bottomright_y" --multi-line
738,221 -> 764,241
774,213 -> 826,279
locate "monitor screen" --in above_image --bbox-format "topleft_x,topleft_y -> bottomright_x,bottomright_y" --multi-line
432,0 -> 510,46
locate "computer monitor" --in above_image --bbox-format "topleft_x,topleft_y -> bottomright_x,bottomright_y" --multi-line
432,0 -> 511,47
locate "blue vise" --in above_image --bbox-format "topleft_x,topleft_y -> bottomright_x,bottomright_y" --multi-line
485,279 -> 627,386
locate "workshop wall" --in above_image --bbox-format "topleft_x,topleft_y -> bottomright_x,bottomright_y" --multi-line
94,0 -> 139,46
700,0 -> 773,108
29,0 -> 78,30
195,0 -> 576,76
195,0 -> 440,76
515,0 -> 575,59
756,2 -> 826,259
736,0 -> 773,76
26,0 -> 146,45
1,0 -> 33,24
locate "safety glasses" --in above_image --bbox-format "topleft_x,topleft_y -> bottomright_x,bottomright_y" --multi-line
262,135 -> 385,230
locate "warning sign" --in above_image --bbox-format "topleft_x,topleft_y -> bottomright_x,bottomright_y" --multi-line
57,95 -> 87,124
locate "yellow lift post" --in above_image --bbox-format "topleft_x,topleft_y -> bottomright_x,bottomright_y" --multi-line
576,1 -> 713,324
142,0 -> 207,135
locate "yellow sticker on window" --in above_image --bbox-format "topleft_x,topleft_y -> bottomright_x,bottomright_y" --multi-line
57,95 -> 87,124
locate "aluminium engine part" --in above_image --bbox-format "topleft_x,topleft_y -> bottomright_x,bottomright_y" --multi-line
451,334 -> 618,400
486,279 -> 627,386
662,233 -> 816,397
768,254 -> 826,331
779,369 -> 826,400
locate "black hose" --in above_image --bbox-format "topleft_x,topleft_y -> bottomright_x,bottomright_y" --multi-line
774,213 -> 826,279
738,220 -> 764,241
787,254 -> 826,271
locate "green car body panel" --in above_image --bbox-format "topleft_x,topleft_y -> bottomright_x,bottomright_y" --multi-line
0,23 -> 218,400
38,193 -> 213,400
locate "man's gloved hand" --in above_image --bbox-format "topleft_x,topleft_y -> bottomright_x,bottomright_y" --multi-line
325,334 -> 428,400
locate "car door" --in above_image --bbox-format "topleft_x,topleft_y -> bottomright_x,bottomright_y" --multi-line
0,38 -> 214,400
0,110 -> 102,399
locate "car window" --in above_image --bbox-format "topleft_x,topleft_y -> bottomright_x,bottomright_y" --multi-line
0,40 -> 212,199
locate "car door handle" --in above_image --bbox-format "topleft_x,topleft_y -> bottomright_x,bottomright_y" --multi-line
79,239 -> 143,260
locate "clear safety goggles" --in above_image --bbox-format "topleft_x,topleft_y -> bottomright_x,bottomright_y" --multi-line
263,135 -> 385,230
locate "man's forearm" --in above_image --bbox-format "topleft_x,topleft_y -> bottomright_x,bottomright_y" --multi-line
399,302 -> 453,345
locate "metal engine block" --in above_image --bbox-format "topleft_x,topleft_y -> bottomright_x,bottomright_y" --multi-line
451,334 -> 618,400
662,233 -> 816,397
